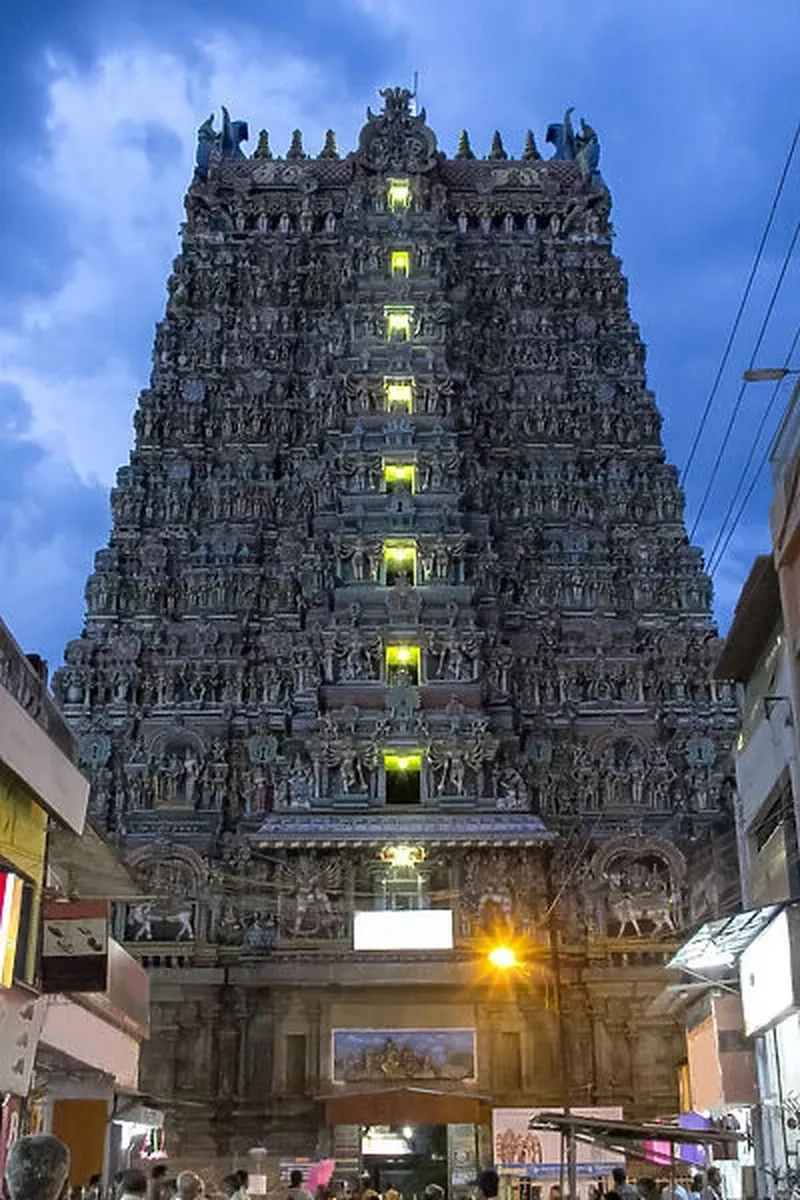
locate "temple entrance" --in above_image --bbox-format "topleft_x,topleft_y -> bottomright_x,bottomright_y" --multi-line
362,1124 -> 447,1200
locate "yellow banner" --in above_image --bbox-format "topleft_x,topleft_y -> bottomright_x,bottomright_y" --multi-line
0,772 -> 47,884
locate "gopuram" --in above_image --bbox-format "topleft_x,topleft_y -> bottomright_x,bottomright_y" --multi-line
55,90 -> 740,1174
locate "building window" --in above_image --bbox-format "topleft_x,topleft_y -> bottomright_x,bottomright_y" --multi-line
387,179 -> 411,211
385,307 -> 413,341
386,645 -> 421,686
391,250 -> 410,277
379,866 -> 427,911
285,1034 -> 307,1094
384,753 -> 422,806
385,378 -> 414,412
383,541 -> 417,585
383,463 -> 416,494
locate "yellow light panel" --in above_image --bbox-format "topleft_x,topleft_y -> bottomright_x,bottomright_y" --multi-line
380,844 -> 426,867
383,541 -> 417,564
385,308 -> 413,340
385,379 -> 414,412
387,179 -> 411,210
386,644 -> 421,672
391,250 -> 410,277
383,463 -> 416,491
384,752 -> 422,774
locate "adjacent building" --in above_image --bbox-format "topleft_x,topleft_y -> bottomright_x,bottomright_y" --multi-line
54,90 -> 741,1182
0,616 -> 151,1184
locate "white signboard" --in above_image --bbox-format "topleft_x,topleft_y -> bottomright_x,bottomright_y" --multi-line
353,909 -> 453,951
740,907 -> 800,1035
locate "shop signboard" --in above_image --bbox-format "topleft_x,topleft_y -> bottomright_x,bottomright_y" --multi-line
740,906 -> 800,1036
449,1123 -> 478,1191
493,1107 -> 625,1178
41,900 -> 109,993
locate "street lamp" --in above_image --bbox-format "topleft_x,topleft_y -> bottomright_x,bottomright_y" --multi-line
743,367 -> 800,382
487,945 -> 519,970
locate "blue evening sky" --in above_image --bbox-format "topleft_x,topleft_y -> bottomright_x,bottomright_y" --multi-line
0,0 -> 798,670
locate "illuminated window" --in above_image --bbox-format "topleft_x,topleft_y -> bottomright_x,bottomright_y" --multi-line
383,541 -> 417,586
385,306 -> 413,341
386,645 -> 421,686
391,250 -> 410,278
384,752 -> 423,806
385,378 -> 414,413
387,178 -> 411,211
383,463 -> 416,494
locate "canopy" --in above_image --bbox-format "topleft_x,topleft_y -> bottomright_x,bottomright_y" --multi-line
322,1086 -> 491,1126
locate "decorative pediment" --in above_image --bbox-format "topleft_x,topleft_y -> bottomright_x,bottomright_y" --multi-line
356,86 -> 439,174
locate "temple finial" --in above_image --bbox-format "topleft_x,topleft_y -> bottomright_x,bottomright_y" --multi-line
489,131 -> 507,161
319,130 -> 339,159
523,130 -> 541,161
253,130 -> 272,160
455,130 -> 475,160
286,129 -> 305,160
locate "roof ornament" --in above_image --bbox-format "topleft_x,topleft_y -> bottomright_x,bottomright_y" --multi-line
356,85 -> 439,174
319,129 -> 339,159
253,130 -> 272,160
194,107 -> 249,179
455,130 -> 475,160
286,129 -> 306,160
488,131 -> 508,161
546,107 -> 602,186
522,130 -> 541,161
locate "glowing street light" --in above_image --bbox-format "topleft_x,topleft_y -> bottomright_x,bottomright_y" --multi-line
488,945 -> 518,970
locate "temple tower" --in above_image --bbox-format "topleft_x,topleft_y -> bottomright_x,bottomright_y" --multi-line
55,91 -> 739,1172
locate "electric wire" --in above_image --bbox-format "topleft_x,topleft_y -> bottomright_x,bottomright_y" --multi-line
689,219 -> 800,544
707,322 -> 800,575
681,120 -> 800,487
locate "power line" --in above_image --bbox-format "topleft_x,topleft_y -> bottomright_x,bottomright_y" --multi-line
709,328 -> 800,579
707,322 -> 800,574
681,120 -> 800,487
689,219 -> 800,544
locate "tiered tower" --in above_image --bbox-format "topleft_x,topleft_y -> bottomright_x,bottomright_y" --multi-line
56,90 -> 740,1170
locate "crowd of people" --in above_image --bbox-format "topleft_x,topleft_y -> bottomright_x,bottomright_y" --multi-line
2,1136 -> 725,1200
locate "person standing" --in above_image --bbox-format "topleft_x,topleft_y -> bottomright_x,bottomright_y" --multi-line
700,1169 -> 722,1200
286,1173 -> 313,1200
117,1174 -> 148,1200
5,1137 -> 71,1200
611,1169 -> 640,1200
476,1171 -> 499,1200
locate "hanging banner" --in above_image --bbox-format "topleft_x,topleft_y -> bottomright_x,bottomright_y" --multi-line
0,987 -> 46,1094
0,872 -> 23,988
41,900 -> 109,993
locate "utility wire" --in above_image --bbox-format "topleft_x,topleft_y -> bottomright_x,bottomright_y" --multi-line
689,220 -> 800,544
681,120 -> 800,487
710,327 -> 800,578
707,322 -> 800,574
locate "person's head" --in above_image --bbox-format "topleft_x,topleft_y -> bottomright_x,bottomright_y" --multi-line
290,1176 -> 304,1191
118,1174 -> 147,1199
175,1177 -> 202,1200
89,1180 -> 102,1191
6,1138 -> 71,1200
549,1189 -> 562,1200
691,1179 -> 704,1194
706,1170 -> 720,1188
424,1187 -> 444,1200
222,1179 -> 239,1199
151,1171 -> 167,1184
605,1192 -> 621,1200
612,1170 -> 627,1189
477,1171 -> 499,1200
234,1176 -> 247,1192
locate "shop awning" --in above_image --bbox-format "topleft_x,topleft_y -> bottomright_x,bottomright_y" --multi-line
322,1086 -> 492,1126
47,821 -> 142,900
666,904 -> 784,975
529,1112 -> 744,1148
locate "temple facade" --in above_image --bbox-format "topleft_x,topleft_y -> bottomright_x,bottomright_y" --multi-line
55,89 -> 740,1177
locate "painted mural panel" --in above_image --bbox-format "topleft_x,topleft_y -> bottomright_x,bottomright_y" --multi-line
493,1108 -> 624,1178
332,1028 -> 476,1083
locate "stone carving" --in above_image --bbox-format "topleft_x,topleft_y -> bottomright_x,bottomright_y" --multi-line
357,87 -> 439,174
